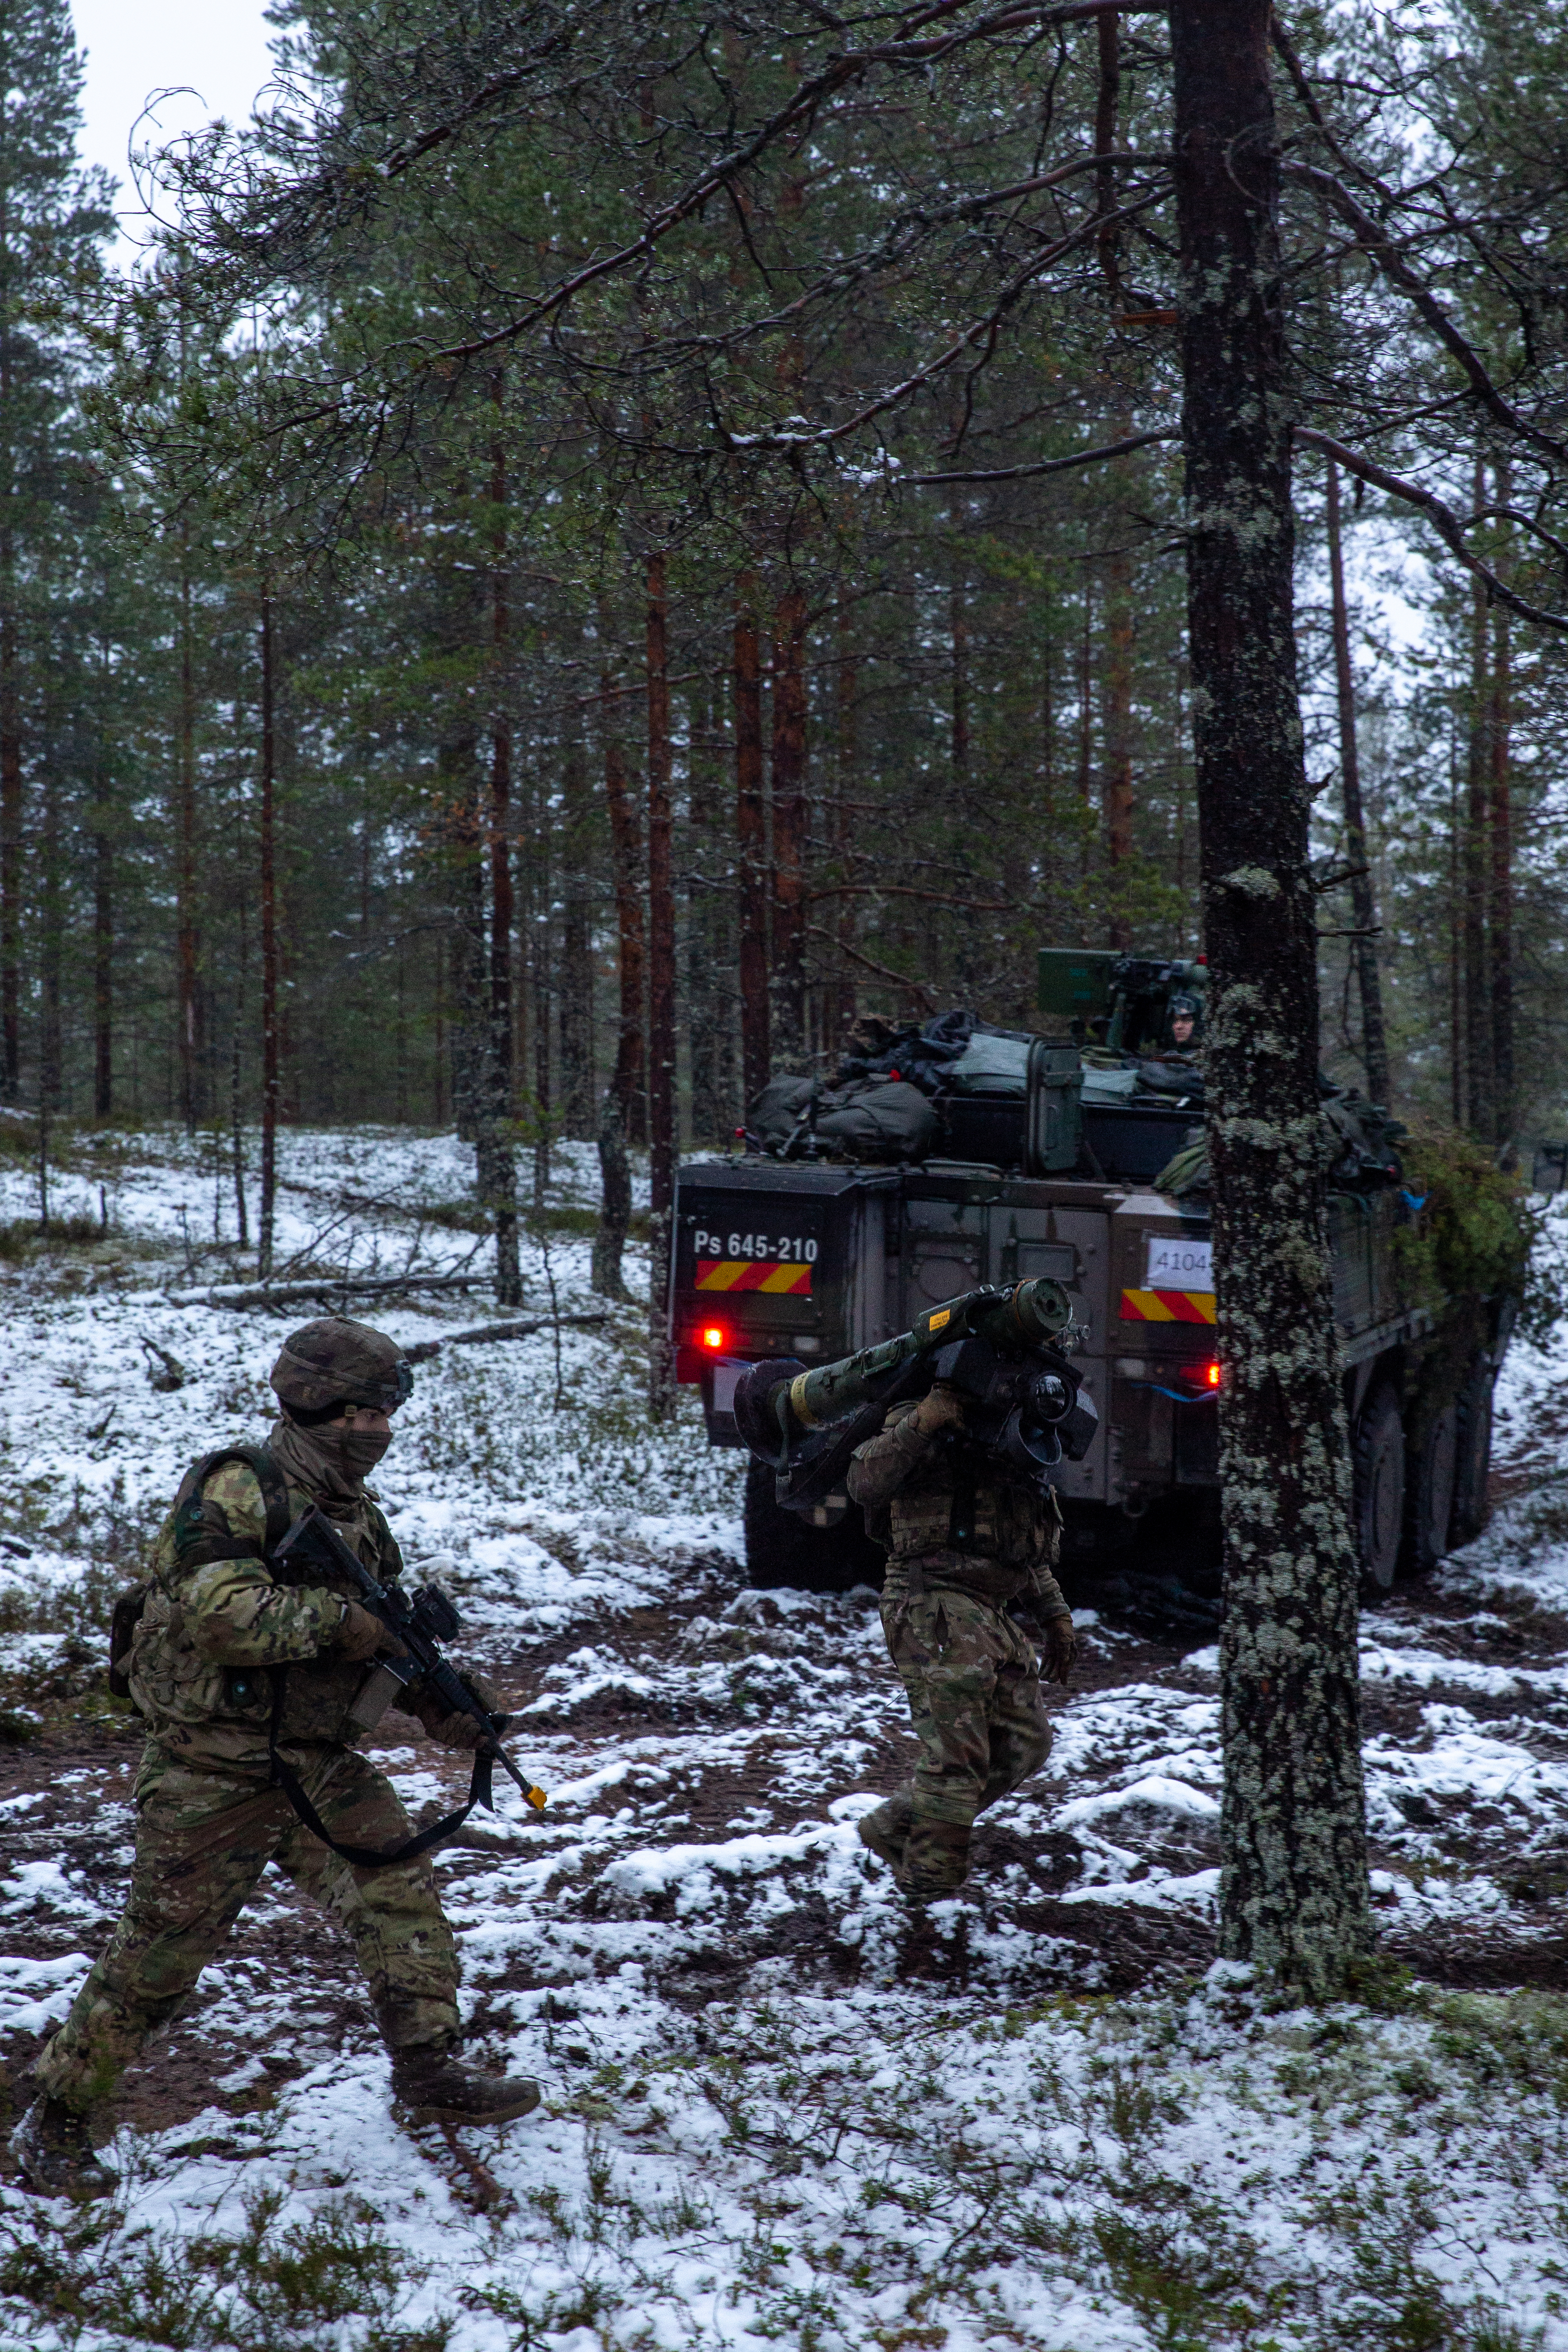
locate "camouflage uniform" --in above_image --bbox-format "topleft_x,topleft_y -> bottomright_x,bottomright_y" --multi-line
848,1397 -> 1072,1899
35,1449 -> 460,2113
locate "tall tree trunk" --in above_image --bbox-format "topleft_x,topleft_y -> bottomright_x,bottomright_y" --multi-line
951,577 -> 970,788
0,530 -> 18,1106
257,594 -> 280,1276
484,403 -> 521,1304
1172,0 -> 1371,1995
1101,535 -> 1135,945
591,1087 -> 632,1301
594,642 -> 644,1299
529,749 -> 553,1206
40,771 -> 60,1110
1463,458 -> 1492,1141
1094,3 -> 1133,952
1038,600 -> 1058,912
559,719 -> 594,1136
231,1016 -> 248,1247
1324,456 -> 1390,1105
395,953 -> 407,1126
686,677 -> 724,1144
177,528 -> 198,1131
770,583 -> 808,1067
1489,594 -> 1514,1152
1095,5 -> 1123,299
646,553 -> 677,1418
832,608 -> 858,1048
1076,565 -> 1094,890
432,932 -> 446,1129
602,649 -> 647,1140
447,754 -> 487,1149
1449,765 -> 1464,1129
93,809 -> 112,1118
734,578 -> 771,1106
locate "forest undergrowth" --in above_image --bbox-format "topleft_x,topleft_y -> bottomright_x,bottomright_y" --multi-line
2,1976 -> 1562,2352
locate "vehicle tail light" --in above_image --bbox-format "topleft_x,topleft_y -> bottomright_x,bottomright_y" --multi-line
701,1324 -> 727,1352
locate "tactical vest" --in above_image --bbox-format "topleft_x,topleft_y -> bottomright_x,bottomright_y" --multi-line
108,1445 -> 290,1703
120,1445 -> 402,1747
880,1438 -> 1062,1601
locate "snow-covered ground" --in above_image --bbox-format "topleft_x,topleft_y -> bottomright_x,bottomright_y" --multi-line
2,1133 -> 1568,2349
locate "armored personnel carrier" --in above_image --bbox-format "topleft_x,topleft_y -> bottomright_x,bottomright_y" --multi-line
669,950 -> 1512,1610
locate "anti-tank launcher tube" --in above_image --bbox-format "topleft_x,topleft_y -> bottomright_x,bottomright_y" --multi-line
731,1278 -> 1085,1515
780,1277 -> 1075,1439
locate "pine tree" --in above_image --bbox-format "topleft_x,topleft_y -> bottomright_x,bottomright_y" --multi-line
0,0 -> 110,1105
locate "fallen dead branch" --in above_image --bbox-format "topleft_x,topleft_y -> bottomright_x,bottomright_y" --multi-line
167,1271 -> 495,1310
404,1313 -> 609,1362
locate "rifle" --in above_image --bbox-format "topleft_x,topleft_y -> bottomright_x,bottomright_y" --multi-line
264,1506 -> 547,1871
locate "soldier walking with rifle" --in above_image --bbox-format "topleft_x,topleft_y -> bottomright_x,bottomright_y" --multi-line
12,1318 -> 543,2200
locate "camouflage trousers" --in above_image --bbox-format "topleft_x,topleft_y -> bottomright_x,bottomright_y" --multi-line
869,1587 -> 1051,1899
35,1739 -> 460,2113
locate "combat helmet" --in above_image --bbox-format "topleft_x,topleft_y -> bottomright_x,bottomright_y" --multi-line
270,1318 -> 414,1418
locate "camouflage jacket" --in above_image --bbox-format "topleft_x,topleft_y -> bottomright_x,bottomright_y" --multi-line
848,1401 -> 1070,1613
130,1450 -> 417,1770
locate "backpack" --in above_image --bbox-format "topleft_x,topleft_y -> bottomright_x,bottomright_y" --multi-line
108,1445 -> 291,1705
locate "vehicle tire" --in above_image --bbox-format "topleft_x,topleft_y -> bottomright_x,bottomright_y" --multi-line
1451,1358 -> 1496,1545
743,1458 -> 885,1595
1354,1382 -> 1406,1597
1405,1400 -> 1458,1580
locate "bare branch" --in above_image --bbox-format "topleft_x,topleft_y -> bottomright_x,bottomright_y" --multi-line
1284,160 -> 1568,468
722,189 -> 1164,456
902,423 -> 1176,484
1295,427 -> 1568,633
806,882 -> 1030,912
806,924 -> 938,1008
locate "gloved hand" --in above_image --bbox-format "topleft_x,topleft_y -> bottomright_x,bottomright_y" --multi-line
909,1382 -> 966,1440
412,1670 -> 513,1750
1041,1612 -> 1077,1688
329,1598 -> 403,1663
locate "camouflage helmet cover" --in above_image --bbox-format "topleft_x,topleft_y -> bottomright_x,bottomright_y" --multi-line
269,1317 -> 414,1414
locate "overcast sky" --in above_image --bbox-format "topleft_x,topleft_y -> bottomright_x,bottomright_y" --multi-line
72,0 -> 277,254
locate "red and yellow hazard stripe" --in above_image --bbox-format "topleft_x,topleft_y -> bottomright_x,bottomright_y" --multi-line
696,1258 -> 813,1296
1120,1287 -> 1216,1324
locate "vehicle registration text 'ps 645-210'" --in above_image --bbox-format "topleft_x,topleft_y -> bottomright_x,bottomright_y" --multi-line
694,1229 -> 819,1264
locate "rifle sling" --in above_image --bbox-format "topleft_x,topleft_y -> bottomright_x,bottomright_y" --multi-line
266,1665 -> 494,1870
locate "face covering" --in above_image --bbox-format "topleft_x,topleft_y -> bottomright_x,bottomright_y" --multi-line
340,1425 -> 393,1476
271,1413 -> 392,1511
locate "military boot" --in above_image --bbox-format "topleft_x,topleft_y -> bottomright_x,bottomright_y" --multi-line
390,2047 -> 540,2127
9,2096 -> 119,2201
902,1816 -> 972,1903
857,1791 -> 915,1883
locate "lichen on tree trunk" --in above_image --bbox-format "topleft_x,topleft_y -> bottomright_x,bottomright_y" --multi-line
1171,0 -> 1372,1994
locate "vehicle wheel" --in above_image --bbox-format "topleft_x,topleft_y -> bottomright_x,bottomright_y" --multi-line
1451,1359 -> 1496,1545
743,1458 -> 885,1595
1405,1400 -> 1458,1579
1354,1382 -> 1406,1597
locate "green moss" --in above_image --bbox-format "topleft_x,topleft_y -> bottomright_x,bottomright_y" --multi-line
1396,1125 -> 1545,1335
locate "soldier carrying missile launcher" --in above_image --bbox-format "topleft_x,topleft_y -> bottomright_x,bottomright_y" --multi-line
847,1381 -> 1075,1902
732,1279 -> 1096,1906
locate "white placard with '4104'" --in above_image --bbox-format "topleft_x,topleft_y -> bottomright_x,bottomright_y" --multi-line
1145,1235 -> 1213,1292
